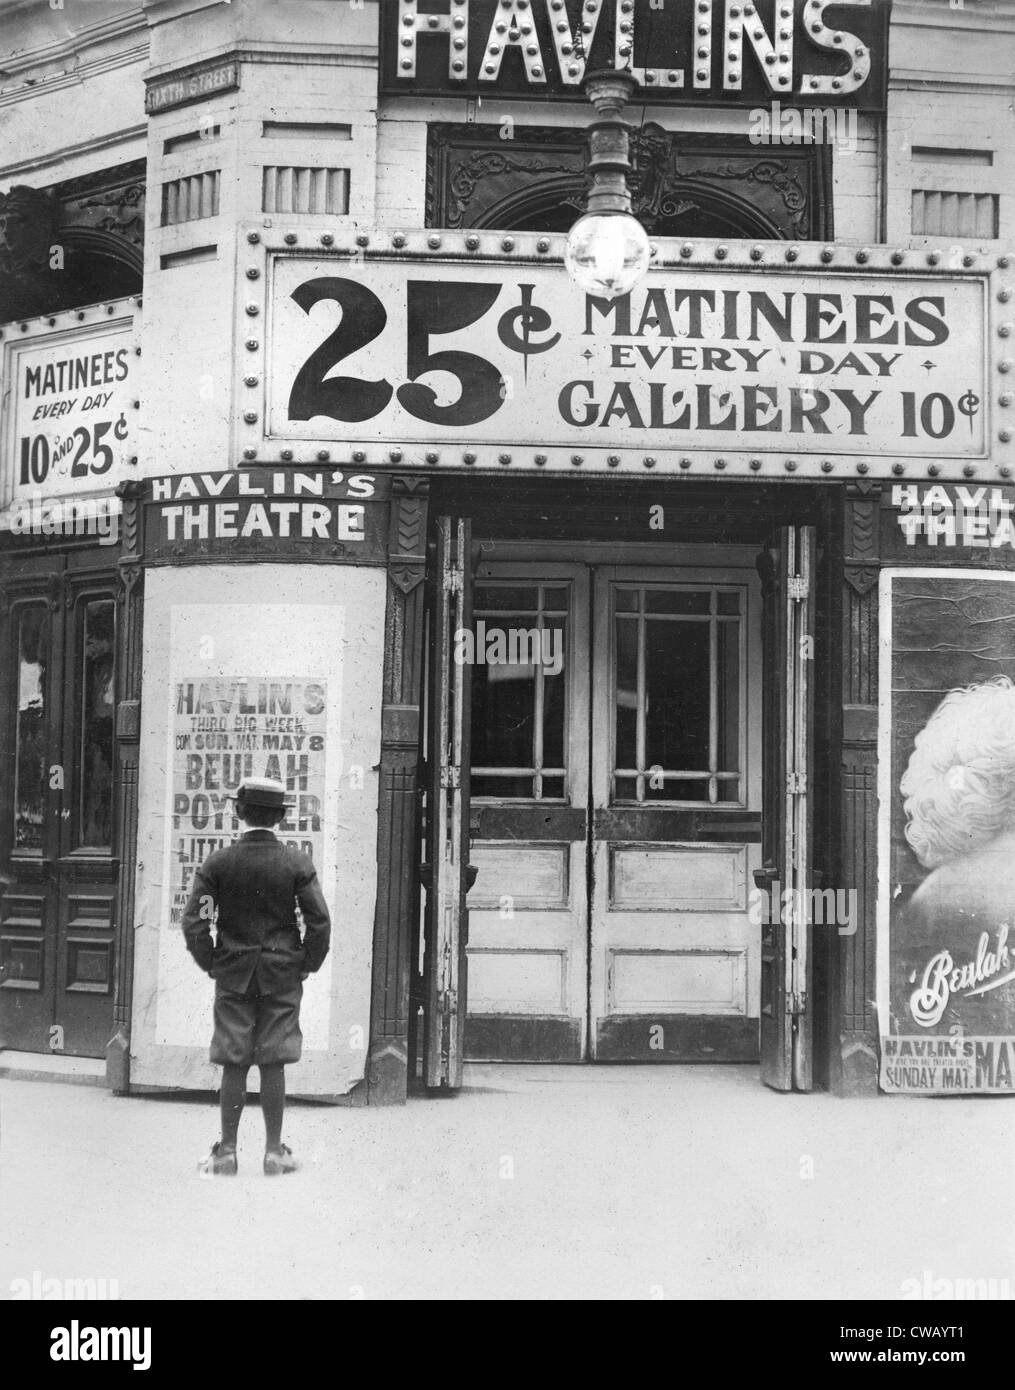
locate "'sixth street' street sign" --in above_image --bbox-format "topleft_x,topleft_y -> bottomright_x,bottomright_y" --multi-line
243,232 -> 1011,481
380,0 -> 889,110
145,59 -> 239,114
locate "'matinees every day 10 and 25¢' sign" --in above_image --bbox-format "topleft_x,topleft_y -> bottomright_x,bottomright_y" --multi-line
261,254 -> 992,477
380,0 -> 889,109
0,305 -> 135,511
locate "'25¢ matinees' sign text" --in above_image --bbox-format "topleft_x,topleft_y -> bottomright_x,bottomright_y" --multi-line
265,257 -> 987,473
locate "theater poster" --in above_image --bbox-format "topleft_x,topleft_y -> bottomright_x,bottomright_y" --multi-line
129,564 -> 386,1098
167,676 -> 328,932
878,569 -> 1015,1094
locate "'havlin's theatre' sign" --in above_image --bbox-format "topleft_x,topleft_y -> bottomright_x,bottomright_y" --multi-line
381,0 -> 889,109
142,470 -> 389,562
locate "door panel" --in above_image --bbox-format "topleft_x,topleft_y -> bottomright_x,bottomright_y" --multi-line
1,591 -> 56,1043
590,567 -> 762,1061
0,555 -> 119,1058
56,580 -> 118,1051
465,564 -> 589,1061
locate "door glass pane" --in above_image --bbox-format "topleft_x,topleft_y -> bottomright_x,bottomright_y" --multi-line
612,585 -> 744,804
645,618 -> 710,772
659,779 -> 710,801
541,588 -> 569,612
541,614 -> 566,768
471,774 -> 532,799
78,599 -> 116,849
645,589 -> 711,615
717,619 -> 740,771
471,582 -> 569,800
475,585 -> 538,612
14,606 -> 48,853
614,616 -> 639,768
470,619 -> 534,769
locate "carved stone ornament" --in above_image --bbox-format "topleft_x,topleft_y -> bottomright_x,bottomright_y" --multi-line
844,482 -> 882,593
0,185 -> 58,276
117,561 -> 143,598
427,124 -> 831,240
845,564 -> 880,596
0,163 -> 144,319
389,564 -> 425,594
75,183 -> 146,248
392,497 -> 427,562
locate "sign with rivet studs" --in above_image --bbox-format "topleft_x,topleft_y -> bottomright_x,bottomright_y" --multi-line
0,298 -> 139,522
380,0 -> 890,110
240,230 -> 1012,482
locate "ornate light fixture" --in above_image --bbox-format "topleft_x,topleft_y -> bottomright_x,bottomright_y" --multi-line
564,68 -> 651,300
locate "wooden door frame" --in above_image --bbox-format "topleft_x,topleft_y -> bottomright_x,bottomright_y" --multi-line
408,477 -> 847,1095
422,516 -> 473,1089
366,477 -> 431,1105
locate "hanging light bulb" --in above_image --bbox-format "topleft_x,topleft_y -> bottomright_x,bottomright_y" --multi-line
565,210 -> 651,300
565,69 -> 651,301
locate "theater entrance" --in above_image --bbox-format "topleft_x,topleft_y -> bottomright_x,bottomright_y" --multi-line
421,520 -> 816,1086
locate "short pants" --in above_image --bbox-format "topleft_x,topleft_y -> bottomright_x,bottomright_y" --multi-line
210,978 -> 303,1066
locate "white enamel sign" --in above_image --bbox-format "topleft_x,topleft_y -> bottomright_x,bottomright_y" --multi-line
253,235 -> 1009,481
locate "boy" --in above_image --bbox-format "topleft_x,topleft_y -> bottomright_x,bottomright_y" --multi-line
181,776 -> 331,1176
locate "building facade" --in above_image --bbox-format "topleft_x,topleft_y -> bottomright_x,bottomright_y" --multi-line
1,0 -> 1014,1103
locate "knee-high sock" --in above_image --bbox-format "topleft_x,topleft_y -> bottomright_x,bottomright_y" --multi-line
220,1063 -> 249,1148
259,1063 -> 285,1151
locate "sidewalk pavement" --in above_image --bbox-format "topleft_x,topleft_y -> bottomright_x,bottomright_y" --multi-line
1,1063 -> 1013,1301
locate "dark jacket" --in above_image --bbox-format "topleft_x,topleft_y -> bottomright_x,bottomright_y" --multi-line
181,830 -> 331,994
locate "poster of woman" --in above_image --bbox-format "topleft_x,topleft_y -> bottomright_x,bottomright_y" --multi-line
879,569 -> 1015,1093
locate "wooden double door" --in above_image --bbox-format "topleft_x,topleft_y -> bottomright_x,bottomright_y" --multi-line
421,523 -> 816,1090
462,546 -> 764,1064
0,551 -> 120,1057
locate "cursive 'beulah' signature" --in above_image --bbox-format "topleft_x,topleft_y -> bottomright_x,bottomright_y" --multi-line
909,924 -> 1015,1027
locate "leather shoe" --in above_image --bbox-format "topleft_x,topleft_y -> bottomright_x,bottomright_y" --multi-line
198,1141 -> 237,1177
264,1143 -> 299,1176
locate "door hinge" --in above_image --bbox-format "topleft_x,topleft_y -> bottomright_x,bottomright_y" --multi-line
443,564 -> 464,595
787,576 -> 809,600
786,771 -> 807,794
787,989 -> 807,1016
439,987 -> 458,1017
440,765 -> 461,790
